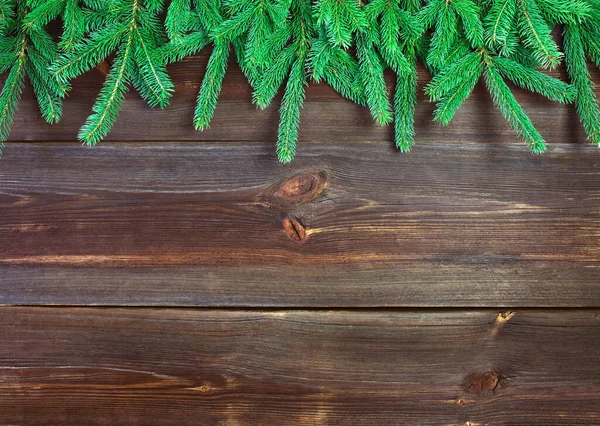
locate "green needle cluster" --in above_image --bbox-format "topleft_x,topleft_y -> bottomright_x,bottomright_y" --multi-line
0,0 -> 599,162
0,0 -> 69,156
51,0 -> 173,145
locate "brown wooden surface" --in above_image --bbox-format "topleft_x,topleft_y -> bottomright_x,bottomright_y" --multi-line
2,47 -> 600,423
2,142 -> 600,306
1,308 -> 599,425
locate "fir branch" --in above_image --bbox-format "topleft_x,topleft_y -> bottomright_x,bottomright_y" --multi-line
52,0 -> 172,144
484,58 -> 547,153
253,45 -> 295,109
23,0 -> 85,51
0,0 -> 16,36
494,56 -> 575,103
0,54 -> 26,146
426,0 -> 459,69
308,30 -> 365,105
0,1 -> 68,153
52,22 -> 129,83
134,26 -> 173,108
365,0 -> 413,75
452,0 -> 484,48
564,23 -> 600,146
580,24 -> 600,68
484,0 -> 516,48
194,41 -> 229,131
314,0 -> 366,48
60,0 -> 85,51
165,0 -> 192,39
356,31 -> 392,126
516,0 -> 563,69
394,52 -> 418,152
78,34 -> 134,145
426,50 -> 483,101
432,52 -> 485,124
1,0 -> 598,161
233,36 -> 260,87
27,61 -> 62,123
157,30 -> 209,65
537,0 -> 591,24
277,56 -> 305,163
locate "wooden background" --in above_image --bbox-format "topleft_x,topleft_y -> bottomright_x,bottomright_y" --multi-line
1,50 -> 600,425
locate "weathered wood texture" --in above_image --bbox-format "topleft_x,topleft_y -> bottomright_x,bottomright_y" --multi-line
1,308 -> 599,425
3,45 -> 600,424
6,54 -> 600,145
2,142 -> 600,306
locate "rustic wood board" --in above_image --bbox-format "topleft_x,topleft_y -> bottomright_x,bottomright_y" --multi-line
1,142 -> 600,306
1,308 -> 599,425
3,45 -> 600,424
6,55 -> 598,145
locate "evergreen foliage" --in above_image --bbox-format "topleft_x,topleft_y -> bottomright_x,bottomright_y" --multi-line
0,0 -> 69,156
0,0 -> 599,162
51,0 -> 173,145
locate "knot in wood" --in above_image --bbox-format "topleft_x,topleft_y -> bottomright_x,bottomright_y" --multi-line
272,173 -> 324,205
467,372 -> 499,393
282,216 -> 306,242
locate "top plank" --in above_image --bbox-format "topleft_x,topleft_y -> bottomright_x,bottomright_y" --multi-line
5,53 -> 600,145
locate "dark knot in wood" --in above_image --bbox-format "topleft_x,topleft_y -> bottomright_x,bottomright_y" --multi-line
467,371 -> 499,393
271,172 -> 325,205
282,216 -> 306,242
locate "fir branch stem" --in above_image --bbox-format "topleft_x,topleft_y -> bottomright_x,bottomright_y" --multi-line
0,54 -> 26,147
193,41 -> 229,131
78,1 -> 140,144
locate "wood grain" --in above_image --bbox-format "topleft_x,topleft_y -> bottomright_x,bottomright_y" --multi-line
0,307 -> 599,425
5,54 -> 599,145
3,36 -> 600,424
1,142 -> 599,306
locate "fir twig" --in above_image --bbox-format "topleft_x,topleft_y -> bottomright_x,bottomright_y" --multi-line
52,0 -> 173,145
0,0 -> 67,156
564,23 -> 600,146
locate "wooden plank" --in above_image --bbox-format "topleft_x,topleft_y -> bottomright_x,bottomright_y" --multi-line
6,54 -> 599,144
1,142 -> 600,306
0,307 -> 599,425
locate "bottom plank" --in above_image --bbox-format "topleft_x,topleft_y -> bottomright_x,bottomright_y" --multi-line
0,308 -> 599,425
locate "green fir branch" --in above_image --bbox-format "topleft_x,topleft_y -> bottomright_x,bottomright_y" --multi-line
0,54 -> 26,147
484,59 -> 547,153
356,32 -> 393,126
0,1 -> 69,155
516,0 -> 563,68
51,0 -> 173,144
564,23 -> 600,146
484,0 -> 516,48
193,41 -> 229,131
277,56 -> 306,163
78,34 -> 134,145
394,52 -> 418,152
